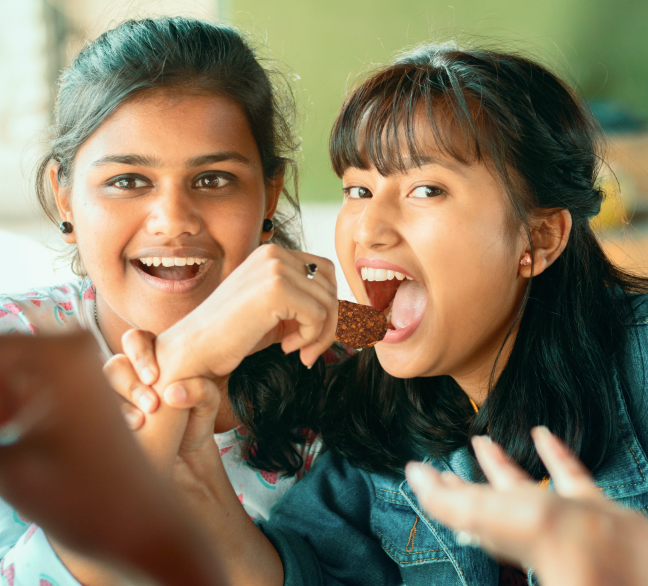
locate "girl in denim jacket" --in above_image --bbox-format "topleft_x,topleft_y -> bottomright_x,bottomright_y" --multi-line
121,44 -> 648,586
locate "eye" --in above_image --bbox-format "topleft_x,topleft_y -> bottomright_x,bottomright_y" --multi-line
193,173 -> 231,189
409,185 -> 446,199
344,186 -> 372,199
110,176 -> 148,190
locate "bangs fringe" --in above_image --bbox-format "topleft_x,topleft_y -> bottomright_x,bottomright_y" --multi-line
330,62 -> 484,177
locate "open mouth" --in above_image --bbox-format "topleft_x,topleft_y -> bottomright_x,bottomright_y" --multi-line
359,265 -> 427,336
132,257 -> 210,281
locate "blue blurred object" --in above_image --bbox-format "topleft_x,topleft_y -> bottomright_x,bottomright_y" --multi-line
589,100 -> 647,134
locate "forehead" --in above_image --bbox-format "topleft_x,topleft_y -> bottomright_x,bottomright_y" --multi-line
75,91 -> 261,169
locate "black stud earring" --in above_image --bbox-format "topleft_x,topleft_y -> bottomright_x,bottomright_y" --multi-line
59,221 -> 74,235
263,218 -> 274,232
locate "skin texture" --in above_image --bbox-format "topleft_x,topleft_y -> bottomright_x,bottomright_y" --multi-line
335,133 -> 571,405
405,428 -> 648,586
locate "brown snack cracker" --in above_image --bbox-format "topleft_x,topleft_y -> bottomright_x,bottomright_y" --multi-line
335,300 -> 388,349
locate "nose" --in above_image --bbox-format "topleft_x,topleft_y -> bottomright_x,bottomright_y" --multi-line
353,191 -> 401,251
145,183 -> 201,239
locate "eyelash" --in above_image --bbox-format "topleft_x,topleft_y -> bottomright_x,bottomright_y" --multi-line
342,185 -> 447,199
105,172 -> 234,191
343,186 -> 372,199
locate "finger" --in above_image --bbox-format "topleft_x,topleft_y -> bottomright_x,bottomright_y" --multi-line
531,426 -> 601,499
299,297 -> 339,368
103,355 -> 160,415
176,378 -> 222,455
278,266 -> 338,362
162,376 -> 215,410
121,329 -> 159,385
472,436 -> 532,490
119,400 -> 145,431
272,285 -> 332,357
285,250 -> 338,294
405,461 -> 545,565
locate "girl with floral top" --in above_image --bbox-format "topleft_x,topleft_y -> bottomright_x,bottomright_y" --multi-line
0,16 -> 337,586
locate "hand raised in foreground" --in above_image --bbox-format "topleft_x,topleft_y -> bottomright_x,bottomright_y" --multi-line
0,333 -> 227,586
405,427 -> 648,586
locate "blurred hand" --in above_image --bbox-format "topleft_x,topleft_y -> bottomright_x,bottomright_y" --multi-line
0,333 -> 227,586
405,427 -> 648,586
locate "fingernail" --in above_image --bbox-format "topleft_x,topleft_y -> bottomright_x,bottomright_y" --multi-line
405,462 -> 433,492
306,364 -> 313,370
471,435 -> 491,447
123,411 -> 140,430
532,425 -> 551,439
137,392 -> 155,414
140,367 -> 156,385
164,385 -> 187,406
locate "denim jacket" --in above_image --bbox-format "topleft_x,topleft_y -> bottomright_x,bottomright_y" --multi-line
257,299 -> 648,586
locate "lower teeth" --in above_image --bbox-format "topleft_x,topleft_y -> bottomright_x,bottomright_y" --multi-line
383,300 -> 394,328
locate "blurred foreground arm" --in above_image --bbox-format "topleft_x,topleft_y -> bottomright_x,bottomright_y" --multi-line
0,333 -> 227,586
406,427 -> 648,586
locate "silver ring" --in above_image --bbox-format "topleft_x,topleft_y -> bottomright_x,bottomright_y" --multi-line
455,530 -> 481,548
306,263 -> 318,279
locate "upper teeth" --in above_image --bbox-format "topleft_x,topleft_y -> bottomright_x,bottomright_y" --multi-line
138,257 -> 208,267
361,267 -> 414,282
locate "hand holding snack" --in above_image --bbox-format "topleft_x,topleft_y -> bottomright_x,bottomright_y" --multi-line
151,244 -> 338,386
405,428 -> 648,586
114,296 -> 389,428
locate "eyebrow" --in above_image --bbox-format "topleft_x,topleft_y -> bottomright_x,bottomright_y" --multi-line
91,154 -> 161,168
399,155 -> 471,178
90,151 -> 252,169
186,152 -> 252,168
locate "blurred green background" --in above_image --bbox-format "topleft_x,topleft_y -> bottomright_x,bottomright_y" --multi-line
226,0 -> 648,201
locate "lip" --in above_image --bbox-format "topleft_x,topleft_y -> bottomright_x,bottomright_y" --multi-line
381,311 -> 424,344
131,257 -> 214,294
354,258 -> 416,280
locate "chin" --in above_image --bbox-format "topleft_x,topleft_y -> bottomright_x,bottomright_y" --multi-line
374,345 -> 431,379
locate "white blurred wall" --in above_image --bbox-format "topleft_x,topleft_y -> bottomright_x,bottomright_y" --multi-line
0,0 -> 50,222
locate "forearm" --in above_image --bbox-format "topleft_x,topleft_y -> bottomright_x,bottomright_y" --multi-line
50,538 -> 152,586
175,451 -> 283,586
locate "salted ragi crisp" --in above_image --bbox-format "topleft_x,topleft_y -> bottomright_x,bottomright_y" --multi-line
335,300 -> 388,349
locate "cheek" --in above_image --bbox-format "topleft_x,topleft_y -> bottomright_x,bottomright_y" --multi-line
335,208 -> 362,292
204,199 -> 264,272
71,195 -> 140,273
416,210 -> 517,310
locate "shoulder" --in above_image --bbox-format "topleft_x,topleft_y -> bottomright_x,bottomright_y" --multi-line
0,281 -> 94,336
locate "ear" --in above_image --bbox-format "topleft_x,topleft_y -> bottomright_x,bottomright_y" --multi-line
50,165 -> 77,244
519,209 -> 572,278
261,170 -> 284,243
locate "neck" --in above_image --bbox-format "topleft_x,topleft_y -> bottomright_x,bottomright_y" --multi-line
451,320 -> 519,409
95,292 -> 133,354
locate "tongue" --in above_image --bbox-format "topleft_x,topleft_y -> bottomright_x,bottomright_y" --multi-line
391,280 -> 427,329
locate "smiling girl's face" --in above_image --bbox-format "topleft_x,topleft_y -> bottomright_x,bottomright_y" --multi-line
54,91 -> 279,352
335,126 -> 529,398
